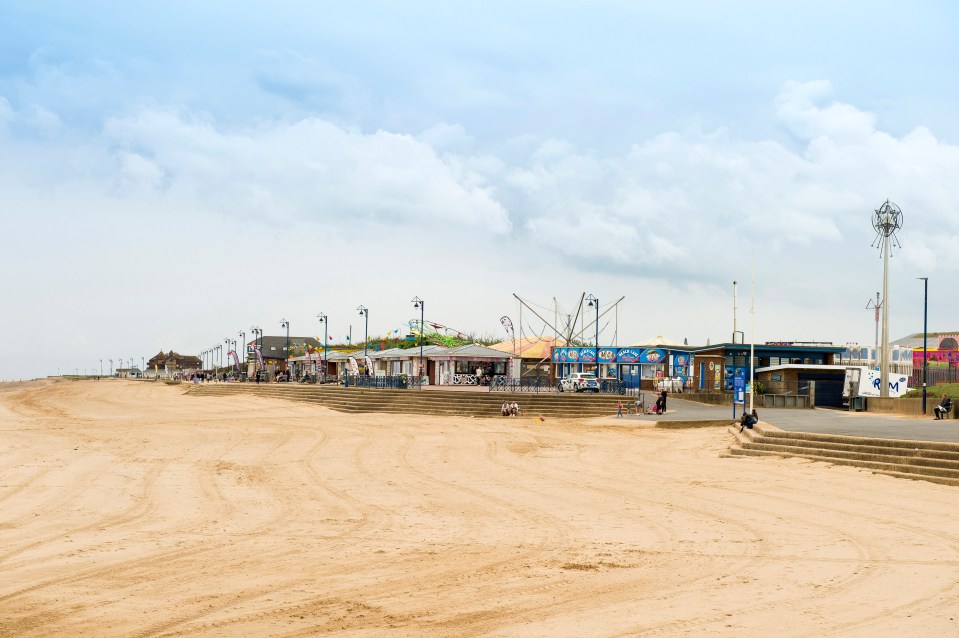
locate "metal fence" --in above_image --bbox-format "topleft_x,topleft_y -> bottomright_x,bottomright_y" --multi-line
344,374 -> 423,389
909,368 -> 959,388
489,377 -> 627,395
758,380 -> 811,396
489,377 -> 555,393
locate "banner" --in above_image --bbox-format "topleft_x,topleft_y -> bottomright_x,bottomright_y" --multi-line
858,370 -> 910,398
641,349 -> 666,364
255,347 -> 265,369
551,346 -> 686,364
349,356 -> 360,375
616,348 -> 642,363
364,355 -> 374,375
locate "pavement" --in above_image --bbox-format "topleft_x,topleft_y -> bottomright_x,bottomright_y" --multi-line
625,398 -> 959,443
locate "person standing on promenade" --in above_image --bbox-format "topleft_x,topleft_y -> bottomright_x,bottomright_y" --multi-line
616,401 -> 623,417
655,391 -> 667,415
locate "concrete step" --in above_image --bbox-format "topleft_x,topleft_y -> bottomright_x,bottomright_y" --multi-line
185,383 -> 625,417
727,423 -> 959,487
729,446 -> 959,482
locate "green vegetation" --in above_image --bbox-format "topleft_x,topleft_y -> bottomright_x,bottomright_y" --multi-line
903,383 -> 959,399
294,330 -> 501,356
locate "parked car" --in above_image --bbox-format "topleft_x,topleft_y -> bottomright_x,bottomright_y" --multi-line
558,372 -> 600,393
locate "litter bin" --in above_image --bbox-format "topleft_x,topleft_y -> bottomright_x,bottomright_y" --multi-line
851,396 -> 864,412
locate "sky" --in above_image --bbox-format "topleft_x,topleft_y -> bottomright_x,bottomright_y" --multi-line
2,1 -> 959,379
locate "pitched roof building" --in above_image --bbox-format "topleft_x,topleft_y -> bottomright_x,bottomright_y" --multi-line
146,350 -> 201,372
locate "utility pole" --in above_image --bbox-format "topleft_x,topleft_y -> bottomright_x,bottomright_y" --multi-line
871,201 -> 903,398
866,293 -> 882,369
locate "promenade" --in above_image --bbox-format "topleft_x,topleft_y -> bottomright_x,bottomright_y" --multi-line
631,397 -> 959,443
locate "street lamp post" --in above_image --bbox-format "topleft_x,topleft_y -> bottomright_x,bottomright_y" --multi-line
919,277 -> 929,415
108,358 -> 113,376
412,297 -> 424,386
317,313 -> 328,380
280,319 -> 290,381
251,326 -> 262,377
586,294 -> 599,375
224,338 -> 231,374
357,306 -> 369,371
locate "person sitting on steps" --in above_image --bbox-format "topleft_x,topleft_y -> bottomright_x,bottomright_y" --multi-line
739,409 -> 759,433
934,395 -> 953,420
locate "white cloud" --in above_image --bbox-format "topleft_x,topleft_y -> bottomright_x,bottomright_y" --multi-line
5,81 -> 959,379
99,107 -> 512,232
487,82 -> 959,283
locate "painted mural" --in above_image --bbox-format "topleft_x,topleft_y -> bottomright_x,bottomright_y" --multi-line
552,347 -> 684,365
913,349 -> 959,369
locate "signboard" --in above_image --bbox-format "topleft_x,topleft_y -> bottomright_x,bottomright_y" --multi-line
857,370 -> 909,398
733,368 -> 746,404
641,348 -> 666,364
551,347 -> 690,364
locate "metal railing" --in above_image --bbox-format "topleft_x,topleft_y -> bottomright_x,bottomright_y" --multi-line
489,377 -> 555,393
489,377 -> 627,395
909,368 -> 959,388
344,374 -> 423,389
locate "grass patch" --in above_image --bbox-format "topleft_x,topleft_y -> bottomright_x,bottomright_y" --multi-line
903,383 -> 959,399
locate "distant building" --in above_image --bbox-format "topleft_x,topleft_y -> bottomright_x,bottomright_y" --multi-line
694,342 -> 847,407
146,351 -> 202,377
246,336 -> 325,374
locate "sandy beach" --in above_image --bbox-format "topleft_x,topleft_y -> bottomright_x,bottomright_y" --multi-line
2,379 -> 958,637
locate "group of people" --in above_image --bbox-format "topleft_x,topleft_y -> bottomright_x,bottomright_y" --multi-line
614,391 -> 670,417
501,401 -> 521,417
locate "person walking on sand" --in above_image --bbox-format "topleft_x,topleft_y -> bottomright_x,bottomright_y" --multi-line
616,401 -> 623,417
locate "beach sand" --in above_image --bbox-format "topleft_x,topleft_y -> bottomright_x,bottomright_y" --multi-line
1,379 -> 958,637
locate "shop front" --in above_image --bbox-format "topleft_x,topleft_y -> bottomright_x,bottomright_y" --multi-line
551,346 -> 693,389
429,344 -> 513,385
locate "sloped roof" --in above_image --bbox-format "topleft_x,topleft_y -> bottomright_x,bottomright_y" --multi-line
437,344 -> 512,359
375,345 -> 449,359
632,335 -> 684,347
289,349 -> 359,361
489,336 -> 566,360
368,347 -> 410,359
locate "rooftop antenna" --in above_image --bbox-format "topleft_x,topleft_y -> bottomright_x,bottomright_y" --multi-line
870,200 -> 903,398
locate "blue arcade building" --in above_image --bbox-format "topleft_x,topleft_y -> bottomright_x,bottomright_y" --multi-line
551,346 -> 694,389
